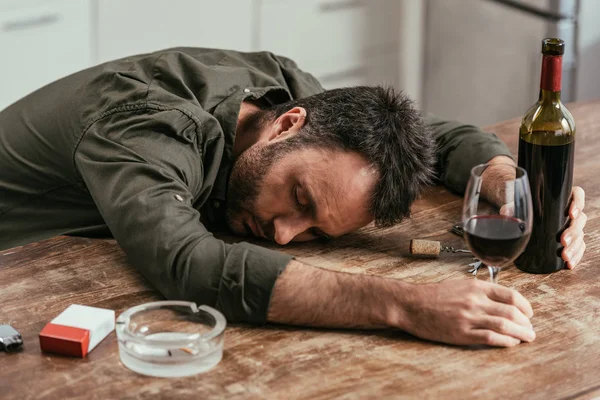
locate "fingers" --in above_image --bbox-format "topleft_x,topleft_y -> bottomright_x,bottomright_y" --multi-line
462,282 -> 536,348
561,209 -> 587,269
475,316 -> 536,342
499,202 -> 515,216
561,211 -> 587,247
569,186 -> 585,218
470,329 -> 521,347
484,301 -> 533,331
484,282 -> 534,318
566,242 -> 586,270
562,232 -> 584,265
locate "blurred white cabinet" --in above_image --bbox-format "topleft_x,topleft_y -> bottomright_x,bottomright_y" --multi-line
0,0 -> 404,111
315,52 -> 400,89
0,0 -> 92,110
95,0 -> 401,88
96,0 -> 254,63
257,0 -> 401,89
423,0 -> 572,126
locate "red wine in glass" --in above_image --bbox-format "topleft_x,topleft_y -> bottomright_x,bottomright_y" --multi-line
462,163 -> 533,283
464,215 -> 531,278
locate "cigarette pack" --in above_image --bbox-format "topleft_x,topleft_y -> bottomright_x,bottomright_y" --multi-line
39,304 -> 115,357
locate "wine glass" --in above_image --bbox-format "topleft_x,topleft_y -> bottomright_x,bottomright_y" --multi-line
462,163 -> 533,283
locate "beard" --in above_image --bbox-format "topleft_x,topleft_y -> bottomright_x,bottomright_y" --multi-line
225,139 -> 290,236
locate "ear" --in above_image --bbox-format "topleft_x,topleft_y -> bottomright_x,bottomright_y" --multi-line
266,107 -> 307,142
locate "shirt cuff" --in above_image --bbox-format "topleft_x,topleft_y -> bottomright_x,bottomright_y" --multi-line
445,132 -> 514,194
216,242 -> 293,324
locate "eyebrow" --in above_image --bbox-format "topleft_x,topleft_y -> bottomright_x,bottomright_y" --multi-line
302,183 -> 334,240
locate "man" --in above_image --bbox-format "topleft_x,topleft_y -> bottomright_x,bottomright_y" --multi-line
0,48 -> 587,347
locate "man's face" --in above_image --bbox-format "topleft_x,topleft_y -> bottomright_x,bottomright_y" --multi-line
226,141 -> 376,245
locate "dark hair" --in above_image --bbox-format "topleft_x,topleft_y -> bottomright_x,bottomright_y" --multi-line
267,86 -> 436,228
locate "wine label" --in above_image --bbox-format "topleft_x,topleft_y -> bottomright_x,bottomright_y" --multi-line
540,55 -> 562,92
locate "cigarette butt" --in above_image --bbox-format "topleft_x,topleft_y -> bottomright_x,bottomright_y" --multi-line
180,347 -> 196,355
410,239 -> 441,257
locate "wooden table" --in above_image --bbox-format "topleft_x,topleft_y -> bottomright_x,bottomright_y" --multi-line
1,102 -> 599,400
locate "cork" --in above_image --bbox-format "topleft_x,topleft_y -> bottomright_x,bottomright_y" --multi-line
409,239 -> 441,257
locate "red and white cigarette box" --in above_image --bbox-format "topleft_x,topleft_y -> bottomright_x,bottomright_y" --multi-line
39,304 -> 115,357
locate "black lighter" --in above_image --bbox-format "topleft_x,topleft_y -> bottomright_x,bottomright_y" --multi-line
450,224 -> 464,237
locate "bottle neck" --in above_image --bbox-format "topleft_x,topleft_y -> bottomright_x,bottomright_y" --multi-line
538,54 -> 562,103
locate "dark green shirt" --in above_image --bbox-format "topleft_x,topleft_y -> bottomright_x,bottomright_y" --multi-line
0,48 -> 512,323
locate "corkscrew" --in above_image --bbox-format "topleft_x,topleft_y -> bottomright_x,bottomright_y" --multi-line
410,239 -> 485,275
450,223 -> 485,275
442,245 -> 472,253
409,239 -> 471,256
467,260 -> 484,275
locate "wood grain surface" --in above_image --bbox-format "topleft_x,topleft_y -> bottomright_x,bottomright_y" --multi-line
1,102 -> 599,400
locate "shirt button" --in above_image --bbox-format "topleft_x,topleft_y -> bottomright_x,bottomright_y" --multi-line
213,200 -> 221,208
174,194 -> 184,202
243,88 -> 251,93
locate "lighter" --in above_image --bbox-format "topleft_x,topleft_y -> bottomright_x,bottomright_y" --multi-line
0,325 -> 23,352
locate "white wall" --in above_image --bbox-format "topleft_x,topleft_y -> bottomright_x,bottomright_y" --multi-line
396,0 -> 425,106
576,0 -> 600,101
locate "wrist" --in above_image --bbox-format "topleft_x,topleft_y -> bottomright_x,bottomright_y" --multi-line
487,155 -> 515,166
375,277 -> 420,330
481,156 -> 517,206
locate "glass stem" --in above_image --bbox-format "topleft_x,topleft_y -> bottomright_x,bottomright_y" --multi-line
488,266 -> 501,284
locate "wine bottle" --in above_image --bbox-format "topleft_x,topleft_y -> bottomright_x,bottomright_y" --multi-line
515,38 -> 575,274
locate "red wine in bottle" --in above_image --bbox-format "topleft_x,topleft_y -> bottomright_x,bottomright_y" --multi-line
515,38 -> 575,274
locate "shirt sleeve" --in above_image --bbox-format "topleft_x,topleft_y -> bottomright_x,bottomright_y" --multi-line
425,114 -> 515,194
74,106 -> 293,324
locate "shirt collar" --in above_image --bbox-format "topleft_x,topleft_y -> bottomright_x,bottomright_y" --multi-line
209,85 -> 292,203
200,86 -> 291,229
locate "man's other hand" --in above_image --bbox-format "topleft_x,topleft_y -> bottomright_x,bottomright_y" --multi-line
400,279 -> 535,347
561,186 -> 587,269
497,185 -> 586,269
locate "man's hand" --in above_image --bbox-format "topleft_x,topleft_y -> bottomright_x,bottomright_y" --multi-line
484,157 -> 587,269
562,186 -> 587,269
269,261 -> 535,347
501,186 -> 587,269
400,279 -> 535,347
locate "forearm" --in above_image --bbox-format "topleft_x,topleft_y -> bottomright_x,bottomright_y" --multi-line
267,260 -> 536,348
267,260 -> 413,329
426,114 -> 514,194
481,155 -> 517,207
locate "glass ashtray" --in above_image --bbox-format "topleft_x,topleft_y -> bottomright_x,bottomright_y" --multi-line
116,301 -> 226,378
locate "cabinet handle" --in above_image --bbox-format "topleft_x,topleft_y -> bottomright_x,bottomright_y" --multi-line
2,14 -> 59,32
319,0 -> 365,12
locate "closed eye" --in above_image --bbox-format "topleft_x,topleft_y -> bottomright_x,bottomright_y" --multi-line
294,185 -> 309,211
294,185 -> 333,241
294,185 -> 301,207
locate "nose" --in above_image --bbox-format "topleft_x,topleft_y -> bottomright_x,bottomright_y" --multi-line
273,214 -> 311,245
